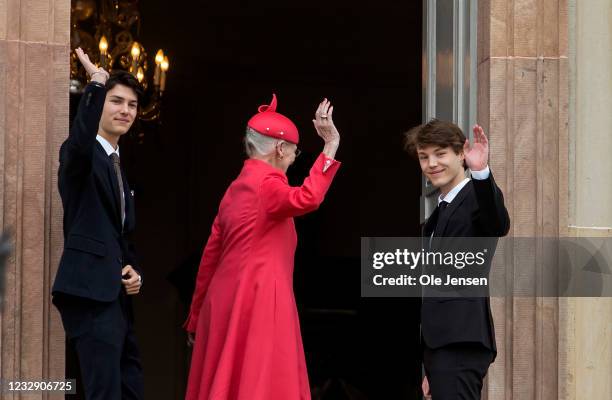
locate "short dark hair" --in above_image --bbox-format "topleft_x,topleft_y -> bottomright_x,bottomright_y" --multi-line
403,119 -> 466,159
105,70 -> 144,105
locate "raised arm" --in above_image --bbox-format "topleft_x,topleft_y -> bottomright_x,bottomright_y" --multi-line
262,99 -> 342,218
465,125 -> 511,236
261,154 -> 340,218
62,48 -> 110,175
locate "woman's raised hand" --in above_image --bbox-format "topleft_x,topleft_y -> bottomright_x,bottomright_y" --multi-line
313,98 -> 340,160
313,99 -> 340,144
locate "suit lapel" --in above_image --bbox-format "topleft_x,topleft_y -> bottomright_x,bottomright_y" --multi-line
422,205 -> 440,252
121,165 -> 134,232
423,206 -> 439,238
434,181 -> 472,238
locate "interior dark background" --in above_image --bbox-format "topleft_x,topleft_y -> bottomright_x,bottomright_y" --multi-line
68,1 -> 424,399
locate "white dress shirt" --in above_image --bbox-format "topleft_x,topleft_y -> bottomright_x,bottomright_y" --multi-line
438,166 -> 491,205
96,134 -> 120,157
431,166 -> 491,244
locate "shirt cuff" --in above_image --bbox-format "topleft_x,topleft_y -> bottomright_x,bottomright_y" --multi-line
322,156 -> 339,173
89,81 -> 105,89
470,165 -> 490,180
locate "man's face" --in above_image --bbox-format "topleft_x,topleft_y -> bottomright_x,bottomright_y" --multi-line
417,144 -> 465,190
99,84 -> 138,137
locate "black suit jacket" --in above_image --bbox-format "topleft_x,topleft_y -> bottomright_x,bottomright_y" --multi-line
52,83 -> 139,302
421,173 -> 510,354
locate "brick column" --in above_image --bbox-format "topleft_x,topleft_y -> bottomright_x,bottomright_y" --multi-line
477,0 -> 568,399
0,0 -> 69,397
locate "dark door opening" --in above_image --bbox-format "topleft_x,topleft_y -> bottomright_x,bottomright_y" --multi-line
67,2 -> 424,399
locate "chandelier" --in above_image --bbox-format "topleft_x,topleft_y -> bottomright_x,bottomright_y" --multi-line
69,0 -> 169,126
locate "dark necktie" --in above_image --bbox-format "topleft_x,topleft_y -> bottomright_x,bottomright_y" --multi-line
109,153 -> 125,229
428,200 -> 449,249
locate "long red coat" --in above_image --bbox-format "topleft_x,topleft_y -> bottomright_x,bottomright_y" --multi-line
184,153 -> 341,400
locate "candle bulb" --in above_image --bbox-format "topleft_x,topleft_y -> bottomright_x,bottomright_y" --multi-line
155,49 -> 164,64
136,67 -> 144,83
131,42 -> 140,59
130,42 -> 140,75
154,49 -> 164,86
99,36 -> 108,68
160,56 -> 169,92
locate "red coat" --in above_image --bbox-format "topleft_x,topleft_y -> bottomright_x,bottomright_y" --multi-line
185,153 -> 341,400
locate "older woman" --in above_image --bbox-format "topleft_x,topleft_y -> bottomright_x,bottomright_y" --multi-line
184,95 -> 341,400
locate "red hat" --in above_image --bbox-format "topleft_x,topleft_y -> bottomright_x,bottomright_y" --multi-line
247,94 -> 299,144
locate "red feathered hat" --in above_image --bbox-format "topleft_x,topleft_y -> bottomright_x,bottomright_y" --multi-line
247,94 -> 299,144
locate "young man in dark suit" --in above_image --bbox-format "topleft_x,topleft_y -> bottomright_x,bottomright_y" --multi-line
404,120 -> 510,400
52,48 -> 144,399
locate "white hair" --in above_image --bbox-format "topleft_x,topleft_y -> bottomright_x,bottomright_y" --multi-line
244,127 -> 283,157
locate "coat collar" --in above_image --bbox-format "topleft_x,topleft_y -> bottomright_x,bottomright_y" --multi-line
96,134 -> 120,157
243,157 -> 287,179
438,177 -> 470,205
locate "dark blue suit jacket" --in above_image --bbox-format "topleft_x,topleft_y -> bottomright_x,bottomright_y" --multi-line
421,173 -> 510,355
52,83 -> 139,302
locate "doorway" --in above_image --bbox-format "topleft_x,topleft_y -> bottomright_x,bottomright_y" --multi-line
67,1 -> 424,399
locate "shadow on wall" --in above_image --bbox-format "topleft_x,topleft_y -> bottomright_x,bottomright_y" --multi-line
0,231 -> 12,307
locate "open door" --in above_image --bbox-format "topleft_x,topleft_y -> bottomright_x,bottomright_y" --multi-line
67,1 -> 427,399
422,0 -> 479,218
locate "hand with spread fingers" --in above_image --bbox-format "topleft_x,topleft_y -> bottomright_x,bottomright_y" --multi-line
312,98 -> 340,159
75,47 -> 109,84
463,124 -> 489,171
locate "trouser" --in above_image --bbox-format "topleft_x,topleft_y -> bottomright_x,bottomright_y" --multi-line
423,343 -> 494,400
54,293 -> 144,400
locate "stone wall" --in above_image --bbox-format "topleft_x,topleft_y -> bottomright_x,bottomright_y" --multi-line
478,0 -> 568,399
0,0 -> 69,398
564,1 -> 612,398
